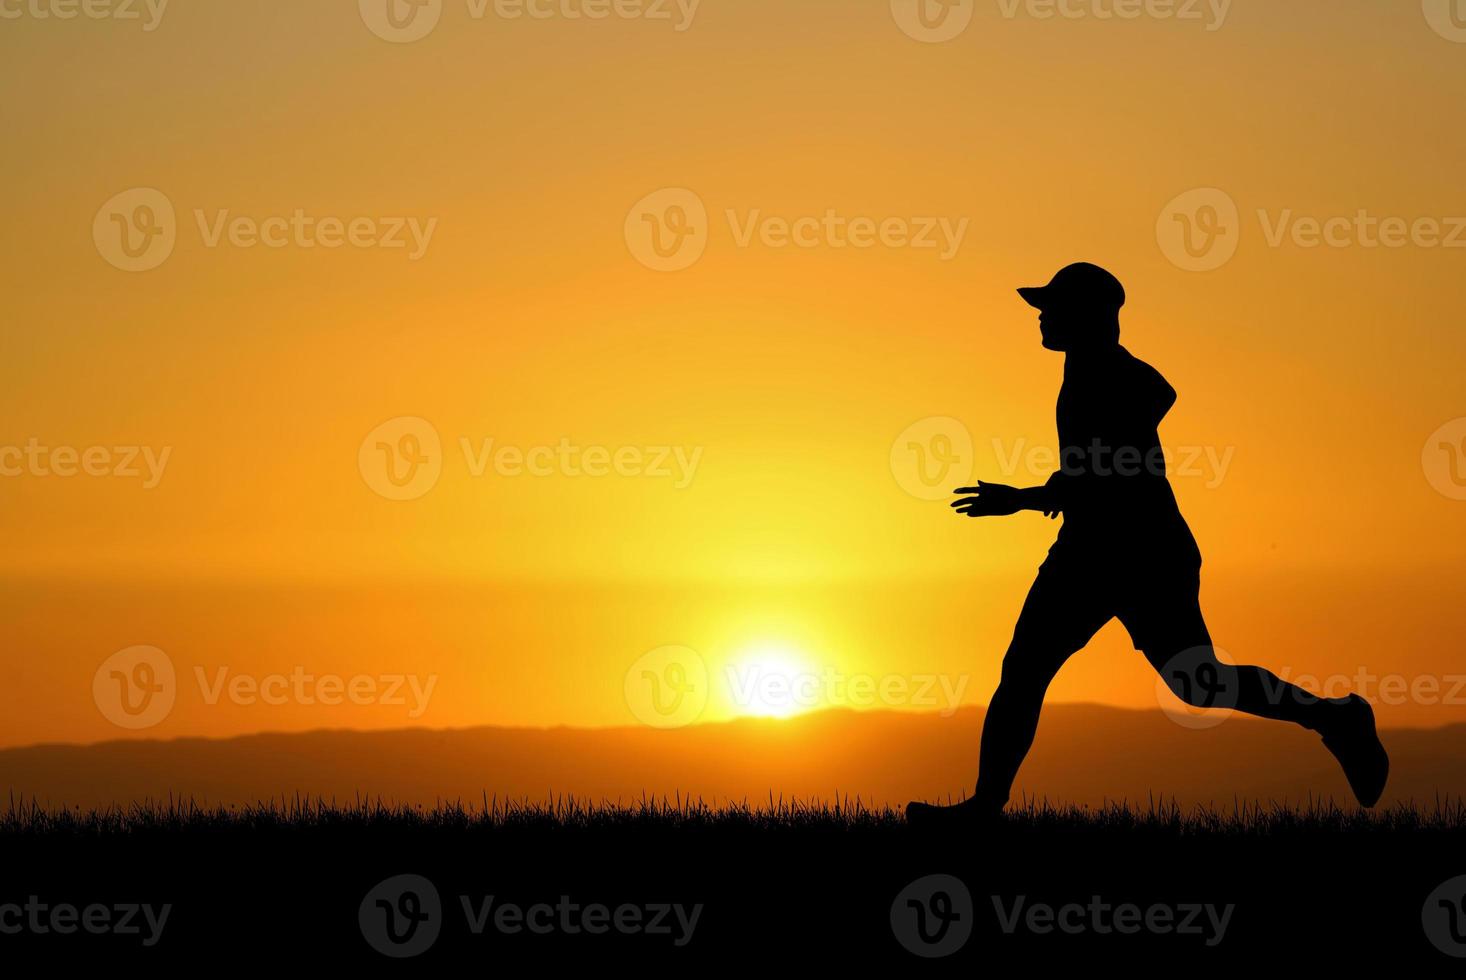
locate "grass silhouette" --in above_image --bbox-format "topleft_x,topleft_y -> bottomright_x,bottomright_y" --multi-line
7,792 -> 1463,836
4,792 -> 1460,964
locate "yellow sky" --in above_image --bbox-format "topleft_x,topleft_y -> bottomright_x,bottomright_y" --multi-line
2,1 -> 1465,747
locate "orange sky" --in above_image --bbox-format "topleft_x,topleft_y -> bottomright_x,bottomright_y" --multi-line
2,1 -> 1465,748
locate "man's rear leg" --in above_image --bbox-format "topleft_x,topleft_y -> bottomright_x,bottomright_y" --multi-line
1149,635 -> 1390,807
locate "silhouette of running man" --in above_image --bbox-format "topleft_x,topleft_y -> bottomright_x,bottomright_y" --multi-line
908,263 -> 1389,826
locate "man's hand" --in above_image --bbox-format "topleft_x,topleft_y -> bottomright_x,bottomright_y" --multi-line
951,482 -> 1022,518
951,483 -> 1062,519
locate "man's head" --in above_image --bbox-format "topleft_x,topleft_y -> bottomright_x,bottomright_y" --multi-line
1018,262 -> 1125,352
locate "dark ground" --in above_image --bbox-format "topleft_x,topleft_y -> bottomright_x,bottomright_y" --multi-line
3,797 -> 1464,966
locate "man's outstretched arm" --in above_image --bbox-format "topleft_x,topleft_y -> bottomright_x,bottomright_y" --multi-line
951,481 -> 1061,519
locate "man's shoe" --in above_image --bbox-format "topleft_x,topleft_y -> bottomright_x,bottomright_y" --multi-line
1318,694 -> 1390,808
906,798 -> 1004,830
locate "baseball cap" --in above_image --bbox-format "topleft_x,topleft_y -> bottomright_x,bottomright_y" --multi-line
1018,262 -> 1126,312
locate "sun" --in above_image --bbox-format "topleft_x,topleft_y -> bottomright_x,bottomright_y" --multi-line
724,644 -> 817,719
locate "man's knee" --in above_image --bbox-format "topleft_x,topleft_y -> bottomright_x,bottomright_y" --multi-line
998,640 -> 1067,691
1152,644 -> 1238,709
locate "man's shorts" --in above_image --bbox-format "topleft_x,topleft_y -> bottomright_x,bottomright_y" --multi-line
1014,530 -> 1208,663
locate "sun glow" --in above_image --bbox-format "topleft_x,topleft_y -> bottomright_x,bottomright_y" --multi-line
725,645 -> 818,719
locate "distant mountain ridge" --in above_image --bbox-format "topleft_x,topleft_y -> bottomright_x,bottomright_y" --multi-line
4,704 -> 1464,811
